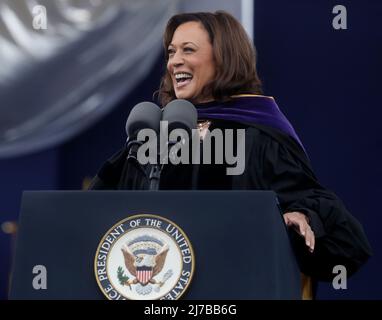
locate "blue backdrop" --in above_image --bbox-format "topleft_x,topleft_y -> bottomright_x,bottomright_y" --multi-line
255,0 -> 382,298
0,0 -> 381,299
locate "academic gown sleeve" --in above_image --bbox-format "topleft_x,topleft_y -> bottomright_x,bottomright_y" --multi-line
252,128 -> 372,281
88,147 -> 149,190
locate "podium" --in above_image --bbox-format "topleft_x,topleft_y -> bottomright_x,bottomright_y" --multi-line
9,190 -> 301,299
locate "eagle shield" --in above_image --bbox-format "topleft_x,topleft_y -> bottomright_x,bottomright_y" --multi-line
121,235 -> 169,286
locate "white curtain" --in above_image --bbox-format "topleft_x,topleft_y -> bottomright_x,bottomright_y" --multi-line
0,0 -> 178,158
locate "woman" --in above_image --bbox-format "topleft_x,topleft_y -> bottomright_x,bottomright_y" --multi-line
90,11 -> 372,296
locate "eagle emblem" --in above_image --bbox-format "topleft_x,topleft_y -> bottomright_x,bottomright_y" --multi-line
118,235 -> 172,295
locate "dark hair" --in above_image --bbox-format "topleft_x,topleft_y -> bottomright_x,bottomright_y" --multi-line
157,11 -> 263,106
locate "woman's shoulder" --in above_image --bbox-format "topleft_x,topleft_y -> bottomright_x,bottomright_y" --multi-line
244,123 -> 315,175
207,117 -> 310,163
244,122 -> 304,152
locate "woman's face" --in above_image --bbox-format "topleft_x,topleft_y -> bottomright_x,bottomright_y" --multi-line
167,21 -> 216,104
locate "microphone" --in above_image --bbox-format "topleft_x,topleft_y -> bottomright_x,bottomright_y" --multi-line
124,99 -> 198,190
124,102 -> 161,186
125,101 -> 162,139
161,99 -> 198,163
161,99 -> 197,134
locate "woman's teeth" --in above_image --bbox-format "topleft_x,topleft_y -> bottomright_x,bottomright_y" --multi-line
175,73 -> 193,83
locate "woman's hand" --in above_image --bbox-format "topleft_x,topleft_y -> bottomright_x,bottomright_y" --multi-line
283,211 -> 315,253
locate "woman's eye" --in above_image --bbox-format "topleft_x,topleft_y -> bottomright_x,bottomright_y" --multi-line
184,47 -> 194,53
168,49 -> 175,56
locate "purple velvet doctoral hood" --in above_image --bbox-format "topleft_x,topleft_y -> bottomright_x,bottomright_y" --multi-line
195,95 -> 305,152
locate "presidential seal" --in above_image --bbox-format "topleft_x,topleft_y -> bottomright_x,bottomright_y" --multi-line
94,214 -> 195,300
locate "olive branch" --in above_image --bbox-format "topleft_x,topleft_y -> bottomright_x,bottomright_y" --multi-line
117,266 -> 130,286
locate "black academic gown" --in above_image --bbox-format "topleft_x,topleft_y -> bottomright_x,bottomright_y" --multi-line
89,118 -> 372,284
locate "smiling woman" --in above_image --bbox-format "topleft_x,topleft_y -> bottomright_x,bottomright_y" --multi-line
159,11 -> 262,105
89,11 -> 372,299
166,21 -> 216,103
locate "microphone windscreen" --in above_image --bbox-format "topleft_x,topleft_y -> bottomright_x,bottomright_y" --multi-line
162,99 -> 197,133
125,102 -> 162,137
